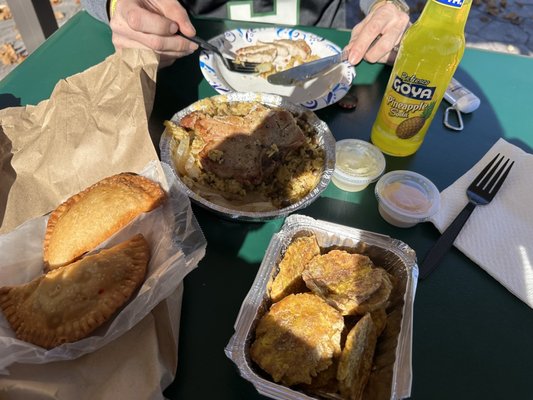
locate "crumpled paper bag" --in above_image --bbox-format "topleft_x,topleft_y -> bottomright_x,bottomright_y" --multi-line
0,48 -> 206,399
0,48 -> 159,234
430,138 -> 533,308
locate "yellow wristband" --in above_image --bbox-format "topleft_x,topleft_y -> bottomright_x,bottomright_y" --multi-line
109,0 -> 119,17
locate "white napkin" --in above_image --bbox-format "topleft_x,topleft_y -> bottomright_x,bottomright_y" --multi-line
430,138 -> 533,308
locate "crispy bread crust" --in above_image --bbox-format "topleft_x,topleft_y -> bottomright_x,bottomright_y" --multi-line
43,173 -> 165,271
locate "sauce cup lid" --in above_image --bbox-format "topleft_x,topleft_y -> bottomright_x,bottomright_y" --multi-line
333,139 -> 386,191
375,170 -> 440,225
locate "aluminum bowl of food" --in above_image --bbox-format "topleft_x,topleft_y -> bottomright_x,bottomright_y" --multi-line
160,92 -> 336,221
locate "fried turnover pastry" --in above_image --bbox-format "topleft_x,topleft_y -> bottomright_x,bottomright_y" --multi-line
337,313 -> 378,400
0,234 -> 150,349
302,250 -> 393,315
268,235 -> 320,302
43,173 -> 166,271
250,293 -> 344,386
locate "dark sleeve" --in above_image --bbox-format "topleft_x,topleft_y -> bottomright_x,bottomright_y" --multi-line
80,0 -> 110,24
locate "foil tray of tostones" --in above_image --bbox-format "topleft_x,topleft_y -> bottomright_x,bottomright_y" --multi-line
225,214 -> 417,400
159,92 -> 335,221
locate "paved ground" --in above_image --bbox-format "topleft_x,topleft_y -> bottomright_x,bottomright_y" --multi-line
0,0 -> 532,81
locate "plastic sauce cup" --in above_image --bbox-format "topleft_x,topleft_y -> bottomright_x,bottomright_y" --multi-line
332,139 -> 386,192
375,170 -> 440,228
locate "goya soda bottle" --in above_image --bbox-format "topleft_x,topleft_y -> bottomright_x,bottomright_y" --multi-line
371,0 -> 473,156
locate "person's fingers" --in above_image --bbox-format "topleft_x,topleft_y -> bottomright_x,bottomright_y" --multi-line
363,30 -> 398,63
345,3 -> 410,65
345,19 -> 384,65
373,47 -> 397,65
155,0 -> 197,37
111,34 -> 150,52
365,19 -> 410,63
110,4 -> 197,54
112,29 -> 197,57
121,5 -> 177,36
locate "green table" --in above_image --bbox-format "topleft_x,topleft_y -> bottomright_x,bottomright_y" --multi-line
2,11 -> 533,400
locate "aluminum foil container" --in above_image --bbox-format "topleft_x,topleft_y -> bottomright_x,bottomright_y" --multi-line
159,92 -> 335,221
225,214 -> 417,400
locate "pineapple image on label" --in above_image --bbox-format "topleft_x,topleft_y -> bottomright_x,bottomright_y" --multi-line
396,102 -> 436,139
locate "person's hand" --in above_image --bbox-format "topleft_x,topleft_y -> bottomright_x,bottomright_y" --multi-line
344,1 -> 410,65
109,0 -> 199,67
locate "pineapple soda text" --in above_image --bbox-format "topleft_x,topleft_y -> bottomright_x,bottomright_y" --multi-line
371,0 -> 473,157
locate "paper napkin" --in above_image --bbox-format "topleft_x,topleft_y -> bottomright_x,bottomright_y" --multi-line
430,138 -> 533,308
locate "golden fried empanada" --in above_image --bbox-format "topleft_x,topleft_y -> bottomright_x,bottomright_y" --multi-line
268,235 -> 320,302
337,313 -> 378,400
43,173 -> 165,271
0,234 -> 150,349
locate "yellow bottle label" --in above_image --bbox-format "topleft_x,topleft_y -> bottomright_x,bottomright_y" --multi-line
375,71 -> 438,142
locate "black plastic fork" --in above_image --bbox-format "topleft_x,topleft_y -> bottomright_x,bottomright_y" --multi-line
419,153 -> 514,280
176,32 -> 259,73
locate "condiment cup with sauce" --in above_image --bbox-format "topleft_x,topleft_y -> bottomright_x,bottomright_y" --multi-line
332,139 -> 386,192
375,170 -> 440,228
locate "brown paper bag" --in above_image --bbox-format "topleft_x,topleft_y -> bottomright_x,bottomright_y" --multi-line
0,48 -> 159,234
0,48 -> 196,399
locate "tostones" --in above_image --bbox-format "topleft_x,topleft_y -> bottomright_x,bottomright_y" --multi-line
268,234 -> 320,302
250,293 -> 344,386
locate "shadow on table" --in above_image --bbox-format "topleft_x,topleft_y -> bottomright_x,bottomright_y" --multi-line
148,54 -> 207,155
0,93 -> 21,110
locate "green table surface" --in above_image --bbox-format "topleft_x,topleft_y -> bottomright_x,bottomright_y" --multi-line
2,11 -> 533,400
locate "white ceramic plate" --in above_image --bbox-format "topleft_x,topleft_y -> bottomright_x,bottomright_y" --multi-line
199,27 -> 355,111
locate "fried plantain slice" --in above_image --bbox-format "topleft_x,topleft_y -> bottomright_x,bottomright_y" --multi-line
250,293 -> 344,386
370,307 -> 388,337
353,270 -> 393,315
268,235 -> 320,302
302,250 -> 392,315
337,313 -> 378,400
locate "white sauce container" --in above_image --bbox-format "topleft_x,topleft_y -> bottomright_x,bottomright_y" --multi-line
332,139 -> 386,192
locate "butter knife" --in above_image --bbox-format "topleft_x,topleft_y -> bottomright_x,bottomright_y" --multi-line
267,50 -> 348,86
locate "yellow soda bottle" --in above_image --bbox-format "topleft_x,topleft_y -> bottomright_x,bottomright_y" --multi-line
371,0 -> 473,156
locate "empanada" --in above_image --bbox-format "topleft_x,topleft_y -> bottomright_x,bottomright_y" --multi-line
43,173 -> 165,270
0,234 -> 150,349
